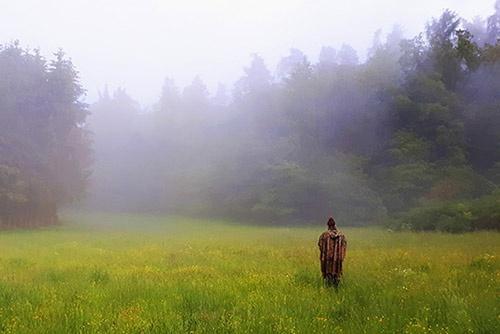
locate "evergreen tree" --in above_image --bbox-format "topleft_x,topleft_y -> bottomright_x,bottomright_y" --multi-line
0,43 -> 90,227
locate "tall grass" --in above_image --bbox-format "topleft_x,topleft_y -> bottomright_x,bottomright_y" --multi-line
0,214 -> 498,333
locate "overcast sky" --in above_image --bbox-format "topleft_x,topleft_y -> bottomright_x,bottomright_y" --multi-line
0,0 -> 496,105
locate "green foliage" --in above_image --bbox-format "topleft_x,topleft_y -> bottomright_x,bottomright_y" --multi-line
369,9 -> 500,222
0,165 -> 28,224
246,157 -> 386,224
390,202 -> 474,232
379,162 -> 437,212
389,191 -> 500,232
389,131 -> 431,163
470,190 -> 500,229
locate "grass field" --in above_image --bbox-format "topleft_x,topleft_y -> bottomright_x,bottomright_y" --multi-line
0,214 -> 498,333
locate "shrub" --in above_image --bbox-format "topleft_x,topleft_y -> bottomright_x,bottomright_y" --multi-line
470,190 -> 500,230
388,191 -> 500,232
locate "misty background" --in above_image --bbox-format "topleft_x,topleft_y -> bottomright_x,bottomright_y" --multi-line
1,0 -> 495,104
1,0 -> 499,231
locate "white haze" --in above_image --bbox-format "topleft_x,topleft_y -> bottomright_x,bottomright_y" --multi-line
0,0 -> 495,105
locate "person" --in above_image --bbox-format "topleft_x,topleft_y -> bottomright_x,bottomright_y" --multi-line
318,216 -> 347,287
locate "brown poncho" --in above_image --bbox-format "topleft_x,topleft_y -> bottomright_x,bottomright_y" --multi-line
318,228 -> 347,279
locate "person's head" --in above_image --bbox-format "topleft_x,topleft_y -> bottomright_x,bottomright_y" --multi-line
327,216 -> 336,230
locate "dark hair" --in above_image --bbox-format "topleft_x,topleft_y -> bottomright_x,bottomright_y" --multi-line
327,216 -> 336,227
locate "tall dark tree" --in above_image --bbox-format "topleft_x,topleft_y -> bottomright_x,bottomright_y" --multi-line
0,43 -> 90,227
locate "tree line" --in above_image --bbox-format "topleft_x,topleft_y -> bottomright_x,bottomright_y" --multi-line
1,4 -> 499,231
88,6 -> 500,231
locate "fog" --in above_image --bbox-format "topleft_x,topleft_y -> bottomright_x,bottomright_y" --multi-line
1,0 -> 499,229
0,0 -> 494,104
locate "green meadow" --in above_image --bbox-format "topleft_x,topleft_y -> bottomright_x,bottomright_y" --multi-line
0,214 -> 498,333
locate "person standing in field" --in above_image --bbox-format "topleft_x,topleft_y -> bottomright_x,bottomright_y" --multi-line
318,216 -> 347,287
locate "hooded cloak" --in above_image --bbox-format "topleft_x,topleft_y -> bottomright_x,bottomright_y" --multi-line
318,228 -> 347,279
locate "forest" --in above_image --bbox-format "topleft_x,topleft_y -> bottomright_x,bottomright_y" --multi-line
1,6 -> 500,232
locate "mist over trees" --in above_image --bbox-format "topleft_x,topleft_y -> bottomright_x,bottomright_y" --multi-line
1,4 -> 499,230
0,42 -> 90,227
83,5 -> 500,230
